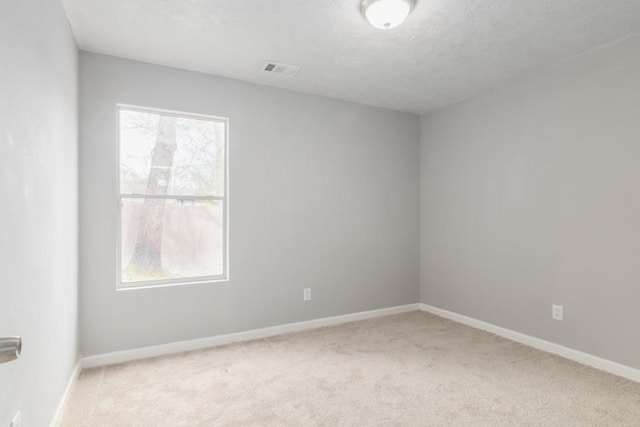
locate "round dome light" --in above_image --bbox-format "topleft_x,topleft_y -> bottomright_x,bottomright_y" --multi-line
362,0 -> 415,30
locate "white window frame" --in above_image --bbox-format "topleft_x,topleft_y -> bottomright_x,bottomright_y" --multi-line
116,104 -> 229,290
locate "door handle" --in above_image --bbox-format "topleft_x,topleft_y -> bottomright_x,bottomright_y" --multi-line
0,337 -> 21,364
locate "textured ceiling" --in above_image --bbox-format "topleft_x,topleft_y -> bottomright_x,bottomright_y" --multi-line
61,0 -> 640,113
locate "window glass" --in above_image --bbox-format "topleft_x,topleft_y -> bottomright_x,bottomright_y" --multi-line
118,106 -> 228,289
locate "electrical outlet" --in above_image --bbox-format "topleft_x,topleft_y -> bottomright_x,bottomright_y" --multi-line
10,411 -> 21,427
552,304 -> 563,321
303,288 -> 311,301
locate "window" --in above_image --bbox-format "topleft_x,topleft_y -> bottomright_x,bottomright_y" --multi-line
117,105 -> 228,289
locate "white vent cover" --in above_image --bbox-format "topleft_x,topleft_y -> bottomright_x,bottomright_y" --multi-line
262,61 -> 300,77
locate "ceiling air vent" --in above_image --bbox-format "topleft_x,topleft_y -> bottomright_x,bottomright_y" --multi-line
262,61 -> 300,77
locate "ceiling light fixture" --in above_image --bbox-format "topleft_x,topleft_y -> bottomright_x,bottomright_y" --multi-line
361,0 -> 415,30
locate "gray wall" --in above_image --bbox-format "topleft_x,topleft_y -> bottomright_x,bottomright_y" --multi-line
420,34 -> 640,369
0,0 -> 79,425
79,52 -> 420,356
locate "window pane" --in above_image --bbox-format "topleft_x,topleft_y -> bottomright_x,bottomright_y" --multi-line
121,198 -> 224,284
119,109 -> 225,197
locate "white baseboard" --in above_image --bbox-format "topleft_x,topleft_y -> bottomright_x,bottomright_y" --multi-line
82,303 -> 420,368
50,360 -> 81,427
419,303 -> 640,383
80,302 -> 639,382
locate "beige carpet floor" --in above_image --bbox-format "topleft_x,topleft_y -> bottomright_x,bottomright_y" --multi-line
62,311 -> 640,426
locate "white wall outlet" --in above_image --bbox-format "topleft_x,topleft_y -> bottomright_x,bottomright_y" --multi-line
552,304 -> 563,320
303,288 -> 311,301
10,411 -> 21,427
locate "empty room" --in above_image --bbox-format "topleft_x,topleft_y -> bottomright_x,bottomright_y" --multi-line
2,0 -> 640,425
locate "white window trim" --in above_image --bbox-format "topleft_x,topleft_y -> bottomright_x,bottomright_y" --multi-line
116,103 -> 229,291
